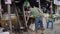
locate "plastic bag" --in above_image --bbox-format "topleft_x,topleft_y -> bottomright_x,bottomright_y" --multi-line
29,23 -> 35,31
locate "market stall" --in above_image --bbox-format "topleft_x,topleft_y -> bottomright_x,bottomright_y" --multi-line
1,14 -> 17,27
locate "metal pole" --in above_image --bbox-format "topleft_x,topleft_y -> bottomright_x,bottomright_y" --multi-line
13,3 -> 22,34
0,0 -> 1,9
39,0 -> 41,9
56,5 -> 58,14
0,0 -> 2,25
23,5 -> 29,34
38,0 -> 44,34
38,0 -> 43,13
50,1 -> 53,14
0,0 -> 2,18
7,4 -> 12,34
23,5 -> 27,28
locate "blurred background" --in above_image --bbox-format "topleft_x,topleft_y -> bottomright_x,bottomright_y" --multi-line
0,0 -> 60,34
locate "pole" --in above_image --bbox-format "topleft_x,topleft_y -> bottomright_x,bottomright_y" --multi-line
39,0 -> 40,9
5,0 -> 12,33
38,0 -> 44,34
0,0 -> 2,18
13,3 -> 22,34
0,0 -> 1,9
23,5 -> 27,28
7,4 -> 12,34
50,0 -> 53,14
56,5 -> 58,14
0,0 -> 2,24
38,0 -> 43,13
23,5 -> 29,34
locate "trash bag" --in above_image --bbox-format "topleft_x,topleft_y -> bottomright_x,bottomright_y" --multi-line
29,23 -> 35,31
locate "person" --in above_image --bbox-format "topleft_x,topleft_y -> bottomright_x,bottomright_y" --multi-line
29,6 -> 44,34
46,13 -> 55,29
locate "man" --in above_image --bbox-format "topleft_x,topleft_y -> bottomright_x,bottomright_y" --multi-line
47,13 -> 54,29
29,6 -> 44,34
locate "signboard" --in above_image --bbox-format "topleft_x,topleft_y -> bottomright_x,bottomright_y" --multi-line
5,0 -> 12,4
54,0 -> 60,5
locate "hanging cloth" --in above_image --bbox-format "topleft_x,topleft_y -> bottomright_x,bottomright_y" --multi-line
24,0 -> 30,7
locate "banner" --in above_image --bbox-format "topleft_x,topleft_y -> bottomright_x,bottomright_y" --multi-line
5,0 -> 12,4
54,0 -> 60,5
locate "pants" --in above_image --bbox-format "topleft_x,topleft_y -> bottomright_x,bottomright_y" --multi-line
47,20 -> 53,29
34,16 -> 43,30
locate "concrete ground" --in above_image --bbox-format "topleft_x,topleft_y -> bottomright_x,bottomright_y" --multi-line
0,19 -> 60,34
24,19 -> 60,34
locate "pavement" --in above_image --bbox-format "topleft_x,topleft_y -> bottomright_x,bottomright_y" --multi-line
25,18 -> 60,34
0,19 -> 60,34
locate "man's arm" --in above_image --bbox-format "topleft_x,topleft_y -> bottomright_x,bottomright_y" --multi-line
38,8 -> 44,17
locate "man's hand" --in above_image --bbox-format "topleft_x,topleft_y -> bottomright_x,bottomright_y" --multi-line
30,15 -> 34,18
40,13 -> 44,18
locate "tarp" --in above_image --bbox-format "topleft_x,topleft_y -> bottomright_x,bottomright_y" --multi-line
1,32 -> 9,34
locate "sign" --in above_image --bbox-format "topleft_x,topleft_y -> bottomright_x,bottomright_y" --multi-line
5,0 -> 12,4
54,0 -> 60,5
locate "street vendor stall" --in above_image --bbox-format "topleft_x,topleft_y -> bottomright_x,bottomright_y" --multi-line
0,14 -> 18,26
43,13 -> 60,22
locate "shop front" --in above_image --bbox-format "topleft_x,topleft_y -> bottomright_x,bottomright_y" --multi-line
54,0 -> 60,14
